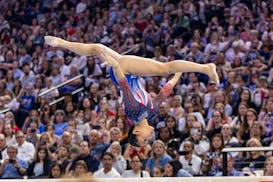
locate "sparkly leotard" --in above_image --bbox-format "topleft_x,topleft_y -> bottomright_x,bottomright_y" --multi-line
110,67 -> 173,125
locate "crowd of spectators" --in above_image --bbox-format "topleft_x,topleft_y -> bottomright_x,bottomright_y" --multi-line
0,0 -> 273,179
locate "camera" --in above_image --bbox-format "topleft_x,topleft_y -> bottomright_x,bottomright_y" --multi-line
9,159 -> 15,163
30,129 -> 36,133
92,125 -> 101,130
178,151 -> 189,155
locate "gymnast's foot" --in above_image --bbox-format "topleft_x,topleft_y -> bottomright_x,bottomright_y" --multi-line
208,63 -> 220,87
44,36 -> 61,47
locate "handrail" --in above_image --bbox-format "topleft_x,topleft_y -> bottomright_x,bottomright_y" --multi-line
38,74 -> 84,97
0,108 -> 10,114
49,87 -> 84,106
222,147 -> 273,176
222,147 -> 273,152
121,44 -> 141,55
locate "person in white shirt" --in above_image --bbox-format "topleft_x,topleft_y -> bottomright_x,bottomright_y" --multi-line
0,134 -> 8,160
122,153 -> 150,178
93,152 -> 121,178
15,131 -> 35,163
179,140 -> 202,176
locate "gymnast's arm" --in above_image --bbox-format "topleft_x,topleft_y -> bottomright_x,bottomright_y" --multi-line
153,72 -> 182,108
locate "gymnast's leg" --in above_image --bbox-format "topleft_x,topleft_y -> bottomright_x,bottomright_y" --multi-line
44,36 -> 122,60
118,55 -> 219,86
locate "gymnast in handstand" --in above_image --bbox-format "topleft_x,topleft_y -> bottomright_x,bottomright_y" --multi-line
44,36 -> 219,86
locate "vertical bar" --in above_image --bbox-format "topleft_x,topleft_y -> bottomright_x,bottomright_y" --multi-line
223,152 -> 228,176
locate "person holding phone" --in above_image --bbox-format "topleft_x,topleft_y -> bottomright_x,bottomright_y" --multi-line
0,145 -> 28,179
178,140 -> 202,176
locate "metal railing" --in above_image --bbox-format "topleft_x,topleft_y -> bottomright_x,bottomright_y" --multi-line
222,147 -> 273,176
49,87 -> 84,106
0,108 -> 11,114
38,74 -> 84,97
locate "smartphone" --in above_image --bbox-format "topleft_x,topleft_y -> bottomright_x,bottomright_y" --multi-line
9,159 -> 15,163
92,125 -> 101,130
178,151 -> 189,155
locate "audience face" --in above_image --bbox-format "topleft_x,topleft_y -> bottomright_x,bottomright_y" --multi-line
164,163 -> 173,177
264,157 -> 273,175
51,164 -> 62,178
15,132 -> 25,145
38,148 -> 47,161
130,155 -> 142,171
153,167 -> 164,177
102,154 -> 114,170
75,163 -> 87,177
110,128 -> 121,142
221,124 -> 232,138
79,141 -> 90,156
212,135 -> 222,150
58,146 -> 68,159
153,142 -> 165,156
89,130 -> 99,144
62,132 -> 72,145
7,147 -> 17,159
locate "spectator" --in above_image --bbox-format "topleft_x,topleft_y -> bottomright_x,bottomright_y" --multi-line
0,134 -> 8,160
151,102 -> 170,133
122,153 -> 150,178
48,162 -> 63,179
152,165 -> 164,177
69,140 -> 99,176
3,124 -> 16,146
263,156 -> 273,176
103,141 -> 126,175
60,131 -> 79,155
215,154 -> 243,176
26,146 -> 52,178
164,160 -> 180,177
72,160 -> 90,178
244,138 -> 266,170
180,120 -> 210,156
15,131 -> 35,163
0,145 -> 28,179
145,140 -> 172,176
165,115 -> 181,139
88,129 -> 107,160
93,152 -> 121,178
53,110 -> 68,137
16,83 -> 36,128
179,140 -> 202,176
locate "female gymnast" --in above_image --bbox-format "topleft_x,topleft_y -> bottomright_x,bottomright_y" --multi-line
44,36 -> 219,147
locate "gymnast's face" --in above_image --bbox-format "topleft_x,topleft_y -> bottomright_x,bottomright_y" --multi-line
135,127 -> 154,146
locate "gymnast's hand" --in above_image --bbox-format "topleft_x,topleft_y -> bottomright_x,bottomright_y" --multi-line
44,35 -> 60,47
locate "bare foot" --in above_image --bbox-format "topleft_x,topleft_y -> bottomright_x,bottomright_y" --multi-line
208,63 -> 220,86
44,36 -> 61,47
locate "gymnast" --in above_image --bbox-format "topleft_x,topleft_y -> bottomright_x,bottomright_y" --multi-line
44,36 -> 219,146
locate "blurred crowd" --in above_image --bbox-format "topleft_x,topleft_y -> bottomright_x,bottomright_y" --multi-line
0,0 -> 272,179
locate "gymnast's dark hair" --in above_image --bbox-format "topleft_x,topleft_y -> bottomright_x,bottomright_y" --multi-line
128,125 -> 140,147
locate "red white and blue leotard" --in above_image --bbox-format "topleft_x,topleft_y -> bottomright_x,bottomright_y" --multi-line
110,67 -> 173,125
